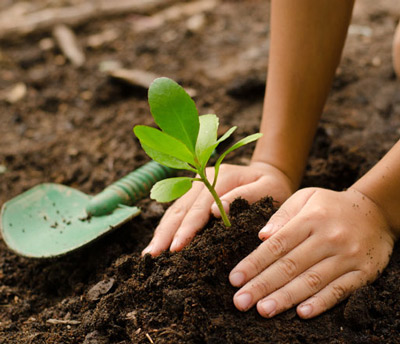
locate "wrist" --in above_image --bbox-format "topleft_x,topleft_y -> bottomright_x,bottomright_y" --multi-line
348,185 -> 399,241
251,149 -> 302,194
249,159 -> 298,195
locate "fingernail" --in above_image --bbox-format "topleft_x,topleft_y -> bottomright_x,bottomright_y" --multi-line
259,223 -> 274,236
211,200 -> 229,217
221,200 -> 229,212
211,203 -> 220,216
142,245 -> 153,256
298,304 -> 313,317
230,272 -> 245,286
235,293 -> 252,311
259,299 -> 277,317
170,238 -> 179,252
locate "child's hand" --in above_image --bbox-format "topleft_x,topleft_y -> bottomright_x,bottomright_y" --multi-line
230,187 -> 395,319
142,161 -> 294,256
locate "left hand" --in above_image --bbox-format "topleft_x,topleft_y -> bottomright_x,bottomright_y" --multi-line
229,187 -> 396,319
142,161 -> 293,256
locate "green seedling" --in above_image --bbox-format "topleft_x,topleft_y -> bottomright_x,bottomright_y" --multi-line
133,77 -> 262,227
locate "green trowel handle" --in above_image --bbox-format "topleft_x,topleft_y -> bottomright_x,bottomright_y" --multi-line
86,161 -> 175,216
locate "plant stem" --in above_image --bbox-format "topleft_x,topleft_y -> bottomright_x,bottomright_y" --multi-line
199,171 -> 231,227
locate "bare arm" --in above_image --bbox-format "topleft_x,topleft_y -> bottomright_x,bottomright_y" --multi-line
352,140 -> 400,238
252,0 -> 355,189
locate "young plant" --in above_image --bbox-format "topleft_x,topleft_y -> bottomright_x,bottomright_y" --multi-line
133,77 -> 262,227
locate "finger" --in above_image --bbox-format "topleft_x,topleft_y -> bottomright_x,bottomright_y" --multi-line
254,256 -> 350,317
296,270 -> 366,319
230,216 -> 312,289
232,235 -> 328,312
210,180 -> 261,217
211,180 -> 268,217
170,187 -> 216,252
170,170 -> 241,252
142,181 -> 204,256
258,188 -> 318,240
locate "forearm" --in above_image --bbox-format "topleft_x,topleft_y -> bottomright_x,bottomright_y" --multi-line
352,140 -> 400,239
252,0 -> 355,190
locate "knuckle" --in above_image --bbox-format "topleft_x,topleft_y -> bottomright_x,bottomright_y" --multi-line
271,208 -> 291,223
326,227 -> 346,245
250,278 -> 272,296
306,205 -> 328,221
167,203 -> 187,217
347,242 -> 362,258
278,258 -> 298,279
331,283 -> 347,302
246,253 -> 267,275
190,201 -> 209,213
302,270 -> 323,291
281,289 -> 295,306
237,173 -> 246,186
265,235 -> 287,257
153,224 -> 164,236
154,221 -> 171,236
306,294 -> 329,314
314,295 -> 328,312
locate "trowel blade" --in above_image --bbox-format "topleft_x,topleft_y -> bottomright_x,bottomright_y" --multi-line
0,183 -> 140,258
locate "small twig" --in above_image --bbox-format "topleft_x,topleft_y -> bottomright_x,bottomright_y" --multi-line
145,333 -> 155,344
46,319 -> 81,325
157,328 -> 184,338
133,0 -> 218,33
0,0 -> 177,39
53,24 -> 85,67
108,69 -> 159,89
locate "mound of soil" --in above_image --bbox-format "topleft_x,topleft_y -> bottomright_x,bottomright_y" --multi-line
82,197 -> 275,343
76,198 -> 400,344
2,197 -> 400,343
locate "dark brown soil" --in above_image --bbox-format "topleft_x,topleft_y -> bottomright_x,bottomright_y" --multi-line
1,0 -> 400,343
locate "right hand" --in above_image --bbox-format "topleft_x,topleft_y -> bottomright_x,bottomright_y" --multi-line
142,161 -> 295,256
229,187 -> 395,318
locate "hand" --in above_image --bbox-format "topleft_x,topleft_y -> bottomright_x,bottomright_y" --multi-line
142,161 -> 294,256
229,187 -> 395,319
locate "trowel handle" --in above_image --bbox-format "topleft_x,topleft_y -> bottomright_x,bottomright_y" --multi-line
86,161 -> 175,216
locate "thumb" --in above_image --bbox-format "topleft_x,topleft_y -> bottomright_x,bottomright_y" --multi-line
211,181 -> 270,217
258,188 -> 318,241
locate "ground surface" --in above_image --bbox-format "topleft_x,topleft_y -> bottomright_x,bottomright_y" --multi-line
1,0 -> 400,343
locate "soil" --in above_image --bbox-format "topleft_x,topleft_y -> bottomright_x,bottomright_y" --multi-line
1,0 -> 400,343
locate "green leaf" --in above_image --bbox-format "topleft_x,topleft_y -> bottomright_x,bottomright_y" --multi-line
150,177 -> 194,202
134,125 -> 196,165
198,125 -> 237,168
196,114 -> 218,166
148,77 -> 199,153
216,126 -> 237,144
141,144 -> 196,172
212,133 -> 263,187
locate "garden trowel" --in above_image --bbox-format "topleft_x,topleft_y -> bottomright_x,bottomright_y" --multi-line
0,161 -> 174,258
